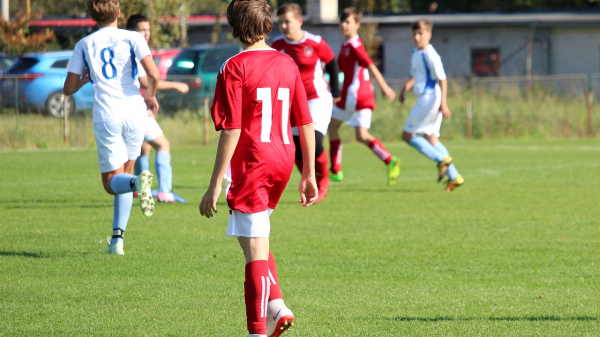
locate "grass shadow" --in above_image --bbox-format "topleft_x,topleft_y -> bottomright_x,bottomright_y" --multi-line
386,316 -> 598,322
0,251 -> 49,258
1,199 -> 110,210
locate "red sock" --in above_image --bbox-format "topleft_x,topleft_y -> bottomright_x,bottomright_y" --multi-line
315,150 -> 329,191
268,251 -> 283,301
244,260 -> 269,335
295,159 -> 303,174
369,139 -> 392,164
329,139 -> 342,174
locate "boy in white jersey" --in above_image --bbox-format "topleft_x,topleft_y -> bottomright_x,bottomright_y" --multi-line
127,14 -> 189,203
399,19 -> 464,191
63,0 -> 161,255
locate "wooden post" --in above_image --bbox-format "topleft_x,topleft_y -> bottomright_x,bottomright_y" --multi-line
63,94 -> 69,143
203,97 -> 209,146
588,90 -> 594,136
15,78 -> 19,133
466,99 -> 472,139
526,31 -> 532,97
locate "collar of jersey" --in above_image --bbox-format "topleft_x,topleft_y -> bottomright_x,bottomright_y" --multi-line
282,31 -> 307,45
241,48 -> 277,53
343,35 -> 360,46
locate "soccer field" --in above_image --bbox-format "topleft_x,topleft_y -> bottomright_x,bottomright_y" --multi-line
1,140 -> 599,336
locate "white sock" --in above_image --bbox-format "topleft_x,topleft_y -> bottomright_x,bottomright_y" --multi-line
249,335 -> 267,337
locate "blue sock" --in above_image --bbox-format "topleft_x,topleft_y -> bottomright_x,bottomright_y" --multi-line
434,142 -> 459,181
134,155 -> 149,176
110,173 -> 136,194
409,136 -> 445,163
110,192 -> 133,245
155,151 -> 172,193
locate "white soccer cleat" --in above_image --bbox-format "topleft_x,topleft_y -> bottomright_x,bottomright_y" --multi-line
267,300 -> 294,337
104,238 -> 124,255
135,170 -> 155,217
157,191 -> 176,203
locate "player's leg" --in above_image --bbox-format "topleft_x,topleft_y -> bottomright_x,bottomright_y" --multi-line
134,142 -> 151,176
328,117 -> 344,180
101,161 -> 136,255
424,133 -> 464,190
351,109 -> 401,185
148,134 -> 176,202
314,131 -> 329,202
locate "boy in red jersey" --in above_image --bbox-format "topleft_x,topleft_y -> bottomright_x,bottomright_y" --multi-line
272,3 -> 340,203
329,7 -> 401,186
199,1 -> 317,336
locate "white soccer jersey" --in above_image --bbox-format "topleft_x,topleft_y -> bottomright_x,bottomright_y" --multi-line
410,44 -> 446,96
68,27 -> 152,123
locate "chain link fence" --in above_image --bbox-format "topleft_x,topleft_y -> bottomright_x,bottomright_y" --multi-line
1,73 -> 598,150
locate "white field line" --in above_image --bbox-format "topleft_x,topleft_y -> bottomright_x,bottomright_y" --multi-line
451,144 -> 600,152
0,147 -> 94,154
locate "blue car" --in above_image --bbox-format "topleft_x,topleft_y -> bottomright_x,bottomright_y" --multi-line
0,51 -> 93,117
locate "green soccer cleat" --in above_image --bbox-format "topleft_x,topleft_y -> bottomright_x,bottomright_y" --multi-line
438,156 -> 453,182
135,170 -> 155,217
387,156 -> 401,186
329,171 -> 344,182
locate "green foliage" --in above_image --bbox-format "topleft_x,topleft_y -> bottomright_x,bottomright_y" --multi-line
0,13 -> 56,55
1,141 -> 600,335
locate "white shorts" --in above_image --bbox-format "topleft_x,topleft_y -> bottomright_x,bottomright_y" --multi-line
292,95 -> 333,136
403,88 -> 443,137
227,208 -> 274,238
144,114 -> 164,142
94,110 -> 146,173
332,106 -> 372,129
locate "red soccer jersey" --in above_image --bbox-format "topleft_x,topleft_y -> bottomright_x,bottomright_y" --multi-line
336,35 -> 375,111
271,32 -> 335,101
211,49 -> 313,213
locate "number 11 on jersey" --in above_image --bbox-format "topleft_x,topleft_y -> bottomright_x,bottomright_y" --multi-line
257,87 -> 290,144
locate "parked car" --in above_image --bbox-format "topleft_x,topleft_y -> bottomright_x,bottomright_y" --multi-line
152,48 -> 180,80
0,51 -> 93,117
160,44 -> 241,113
0,53 -> 16,75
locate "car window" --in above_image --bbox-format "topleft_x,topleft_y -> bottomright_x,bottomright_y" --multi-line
201,49 -> 239,73
153,57 -> 160,66
0,57 -> 15,72
50,59 -> 70,69
168,51 -> 202,76
7,58 -> 39,73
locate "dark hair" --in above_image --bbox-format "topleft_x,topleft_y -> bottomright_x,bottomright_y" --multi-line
126,14 -> 149,31
87,0 -> 120,25
277,3 -> 302,18
227,0 -> 273,45
412,19 -> 433,31
340,7 -> 361,23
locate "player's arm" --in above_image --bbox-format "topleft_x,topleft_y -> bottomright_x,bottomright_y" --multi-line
324,60 -> 340,102
139,56 -> 160,114
297,122 -> 317,206
399,77 -> 414,104
63,72 -> 89,95
139,76 -> 189,94
439,79 -> 451,118
199,128 -> 241,218
368,63 -> 396,101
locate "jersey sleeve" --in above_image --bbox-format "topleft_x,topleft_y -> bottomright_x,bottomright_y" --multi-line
211,61 -> 242,130
317,39 -> 335,64
352,43 -> 374,68
137,60 -> 147,77
68,42 -> 85,76
131,33 -> 152,62
290,68 -> 313,127
428,51 -> 446,81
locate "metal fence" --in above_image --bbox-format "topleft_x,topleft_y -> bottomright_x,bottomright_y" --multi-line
1,73 -> 599,150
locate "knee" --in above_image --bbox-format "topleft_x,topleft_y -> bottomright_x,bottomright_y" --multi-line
102,181 -> 115,195
154,138 -> 170,153
402,132 -> 413,144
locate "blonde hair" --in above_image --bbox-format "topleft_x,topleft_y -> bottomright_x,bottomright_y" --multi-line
412,19 -> 433,32
87,0 -> 120,25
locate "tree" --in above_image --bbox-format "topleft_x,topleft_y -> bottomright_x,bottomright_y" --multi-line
0,13 -> 56,56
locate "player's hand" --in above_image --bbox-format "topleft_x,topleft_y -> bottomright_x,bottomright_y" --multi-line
147,109 -> 156,119
144,95 -> 159,115
333,96 -> 341,104
440,103 -> 451,118
199,184 -> 222,218
383,86 -> 396,101
398,90 -> 406,104
175,83 -> 189,94
298,176 -> 318,207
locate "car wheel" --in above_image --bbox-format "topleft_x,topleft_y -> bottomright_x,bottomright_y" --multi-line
45,92 -> 74,117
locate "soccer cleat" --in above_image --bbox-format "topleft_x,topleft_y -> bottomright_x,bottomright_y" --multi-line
135,170 -> 155,217
437,156 -> 453,182
387,156 -> 401,186
267,301 -> 294,337
445,174 -> 464,192
157,192 -> 176,203
103,237 -> 124,255
329,171 -> 344,182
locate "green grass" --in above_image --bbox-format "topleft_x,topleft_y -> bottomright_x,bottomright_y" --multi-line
1,140 -> 600,335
